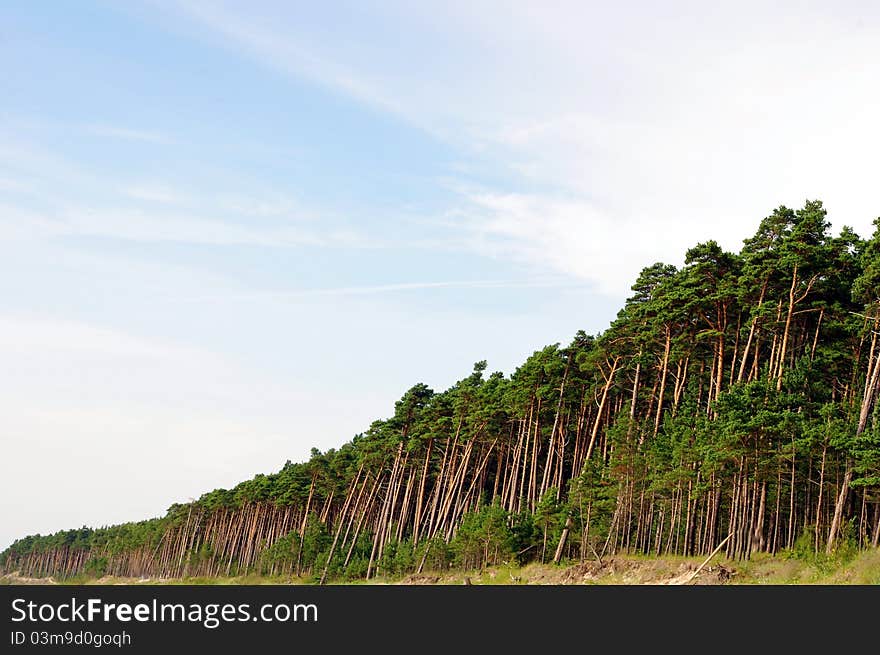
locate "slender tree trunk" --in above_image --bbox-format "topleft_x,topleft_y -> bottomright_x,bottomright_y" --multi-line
826,465 -> 853,554
553,515 -> 572,564
586,357 -> 620,462
654,329 -> 672,436
815,444 -> 827,552
738,282 -> 766,383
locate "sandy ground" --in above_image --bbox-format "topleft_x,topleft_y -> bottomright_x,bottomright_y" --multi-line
401,556 -> 735,585
0,560 -> 730,586
5,550 -> 878,585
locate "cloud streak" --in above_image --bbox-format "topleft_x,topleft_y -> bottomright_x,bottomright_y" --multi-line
171,1 -> 414,125
164,1 -> 880,295
0,203 -> 384,250
85,124 -> 174,144
173,277 -> 585,303
0,139 -> 381,250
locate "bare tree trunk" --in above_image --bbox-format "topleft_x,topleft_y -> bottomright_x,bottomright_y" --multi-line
736,281 -> 767,382
872,504 -> 880,548
826,465 -> 853,554
553,515 -> 573,564
815,444 -> 827,553
586,356 -> 620,462
654,329 -> 672,436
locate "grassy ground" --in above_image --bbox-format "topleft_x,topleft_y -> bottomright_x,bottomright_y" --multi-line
371,546 -> 880,585
733,548 -> 880,584
4,549 -> 879,585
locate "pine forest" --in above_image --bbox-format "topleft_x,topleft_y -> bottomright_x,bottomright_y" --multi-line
4,200 -> 880,583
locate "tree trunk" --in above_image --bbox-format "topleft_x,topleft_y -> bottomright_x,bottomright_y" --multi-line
826,464 -> 853,554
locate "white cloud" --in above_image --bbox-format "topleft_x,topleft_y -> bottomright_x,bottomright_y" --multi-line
179,277 -> 581,303
165,1 -> 880,293
123,184 -> 186,204
0,138 -> 379,249
453,191 -> 704,296
0,203 -> 320,246
121,184 -> 325,222
171,1 -> 413,123
1,192 -> 382,249
0,177 -> 32,193
85,124 -> 173,144
0,203 -> 61,241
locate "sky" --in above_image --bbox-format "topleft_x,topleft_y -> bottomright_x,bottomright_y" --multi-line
2,1 -> 880,550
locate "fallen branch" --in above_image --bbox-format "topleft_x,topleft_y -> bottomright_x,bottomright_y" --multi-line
681,533 -> 734,586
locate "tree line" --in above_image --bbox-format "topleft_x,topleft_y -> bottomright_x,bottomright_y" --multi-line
3,200 -> 880,581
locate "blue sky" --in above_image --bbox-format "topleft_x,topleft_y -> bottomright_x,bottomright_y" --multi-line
3,1 -> 880,549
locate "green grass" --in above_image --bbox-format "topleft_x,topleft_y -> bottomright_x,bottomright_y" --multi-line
738,548 -> 880,585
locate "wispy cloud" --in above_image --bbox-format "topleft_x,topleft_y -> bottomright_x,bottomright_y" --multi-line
163,1 -> 880,296
171,1 -> 412,124
120,185 -> 321,220
0,203 -> 382,249
0,203 -> 66,242
0,177 -> 33,193
175,277 -> 583,303
449,192 -> 644,296
0,139 -> 380,249
85,124 -> 174,144
123,184 -> 186,204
